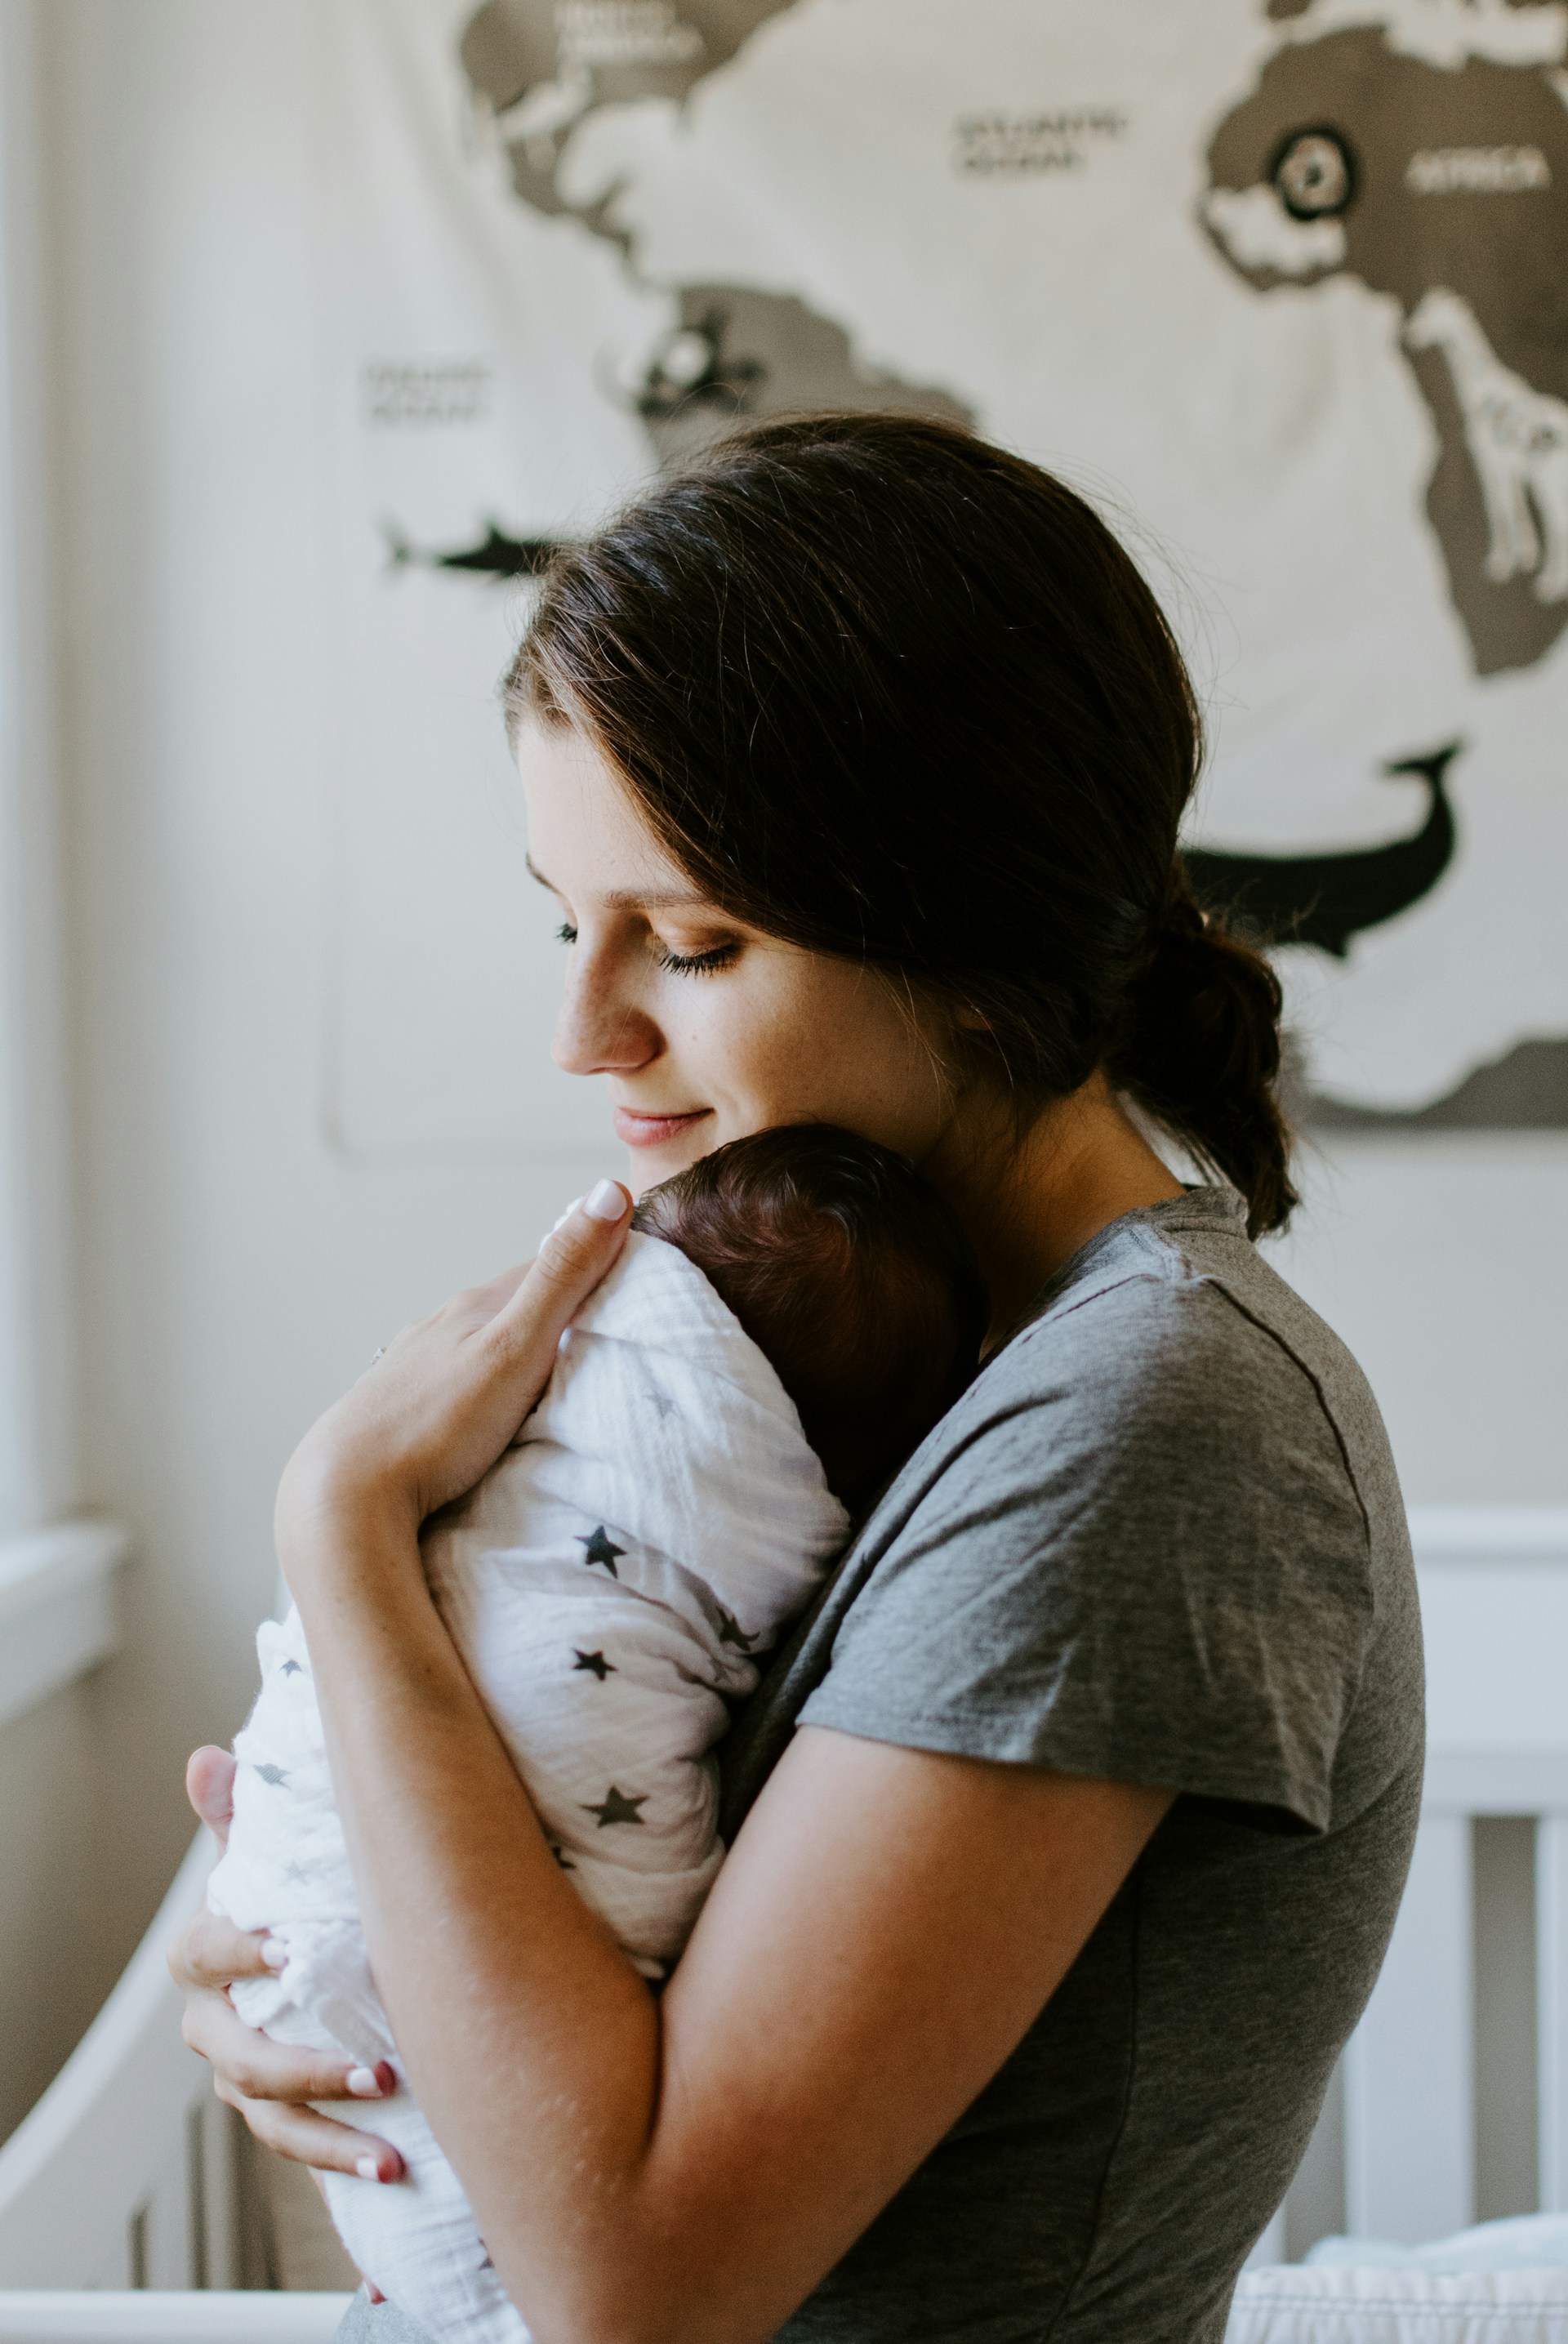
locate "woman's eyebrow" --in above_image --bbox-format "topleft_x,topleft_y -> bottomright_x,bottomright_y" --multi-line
523,853 -> 712,911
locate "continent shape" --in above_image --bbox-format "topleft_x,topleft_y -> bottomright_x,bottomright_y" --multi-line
1201,25 -> 1568,673
457,2 -> 971,470
460,2 -> 795,225
633,284 -> 973,469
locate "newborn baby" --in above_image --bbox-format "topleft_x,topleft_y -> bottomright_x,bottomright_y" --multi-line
205,1121 -> 986,2342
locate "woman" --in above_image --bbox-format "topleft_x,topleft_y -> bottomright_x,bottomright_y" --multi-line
171,412 -> 1423,2343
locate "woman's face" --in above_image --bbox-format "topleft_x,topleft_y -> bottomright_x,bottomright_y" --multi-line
515,715 -> 967,1193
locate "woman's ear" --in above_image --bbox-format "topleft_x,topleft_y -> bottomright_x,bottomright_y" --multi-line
951,1002 -> 993,1036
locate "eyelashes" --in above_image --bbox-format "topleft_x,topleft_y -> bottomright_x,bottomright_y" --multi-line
551,920 -> 739,978
655,944 -> 741,977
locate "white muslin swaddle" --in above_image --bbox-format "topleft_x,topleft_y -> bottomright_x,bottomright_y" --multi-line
205,1205 -> 852,2342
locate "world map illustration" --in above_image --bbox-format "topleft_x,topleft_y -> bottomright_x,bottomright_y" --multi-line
321,0 -> 1568,1160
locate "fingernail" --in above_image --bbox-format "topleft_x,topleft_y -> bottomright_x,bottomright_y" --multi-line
356,2152 -> 401,2183
345,2066 -> 384,2097
584,1178 -> 627,1223
260,1938 -> 288,1971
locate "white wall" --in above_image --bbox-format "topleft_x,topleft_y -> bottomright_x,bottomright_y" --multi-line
5,0 -> 1565,2117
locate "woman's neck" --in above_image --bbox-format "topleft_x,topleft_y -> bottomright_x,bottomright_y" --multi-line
927,1072 -> 1186,1360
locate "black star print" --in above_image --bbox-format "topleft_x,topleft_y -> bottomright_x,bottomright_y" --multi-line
646,1388 -> 678,1420
572,1649 -> 616,1681
582,1785 -> 648,1829
715,1605 -> 757,1654
577,1524 -> 626,1578
254,1762 -> 290,1786
548,1842 -> 576,1871
280,1660 -> 304,1677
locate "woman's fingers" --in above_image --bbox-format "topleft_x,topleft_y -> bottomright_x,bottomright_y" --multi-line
180,1986 -> 396,2106
487,1181 -> 630,1370
212,2072 -> 403,2182
186,1745 -> 238,1846
167,1905 -> 277,1991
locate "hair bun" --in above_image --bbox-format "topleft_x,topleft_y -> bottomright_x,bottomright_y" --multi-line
1113,870 -> 1298,1238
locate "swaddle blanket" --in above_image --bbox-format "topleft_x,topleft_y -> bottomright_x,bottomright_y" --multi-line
205,1207 -> 852,2342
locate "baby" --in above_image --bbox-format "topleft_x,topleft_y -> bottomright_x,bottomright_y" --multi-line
204,1121 -> 987,2342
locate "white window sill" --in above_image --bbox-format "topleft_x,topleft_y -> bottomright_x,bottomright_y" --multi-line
0,1518 -> 132,1731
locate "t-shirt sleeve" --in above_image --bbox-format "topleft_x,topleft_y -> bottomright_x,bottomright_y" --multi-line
795,1275 -> 1375,1833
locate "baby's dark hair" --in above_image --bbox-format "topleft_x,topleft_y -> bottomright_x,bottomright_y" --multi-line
629,1124 -> 988,1518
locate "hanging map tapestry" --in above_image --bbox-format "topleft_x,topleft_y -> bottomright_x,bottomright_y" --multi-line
313,0 -> 1568,1162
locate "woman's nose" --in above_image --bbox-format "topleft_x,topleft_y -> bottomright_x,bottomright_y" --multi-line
550,963 -> 659,1079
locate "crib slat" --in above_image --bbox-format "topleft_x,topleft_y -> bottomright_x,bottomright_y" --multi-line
1538,1816 -> 1568,2212
1343,1812 -> 1474,2241
140,2139 -> 193,2290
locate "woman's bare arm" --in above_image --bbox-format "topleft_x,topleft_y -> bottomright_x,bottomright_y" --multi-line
271,1497 -> 1171,2344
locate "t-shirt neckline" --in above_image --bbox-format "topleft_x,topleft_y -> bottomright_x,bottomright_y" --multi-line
980,1181 -> 1250,1370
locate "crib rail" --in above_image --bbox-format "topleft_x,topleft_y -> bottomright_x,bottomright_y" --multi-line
0,1833 -> 241,2293
0,2295 -> 350,2342
1,1512 -> 1566,2330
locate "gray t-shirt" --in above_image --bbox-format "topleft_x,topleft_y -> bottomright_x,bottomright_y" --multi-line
335,1183 -> 1423,2344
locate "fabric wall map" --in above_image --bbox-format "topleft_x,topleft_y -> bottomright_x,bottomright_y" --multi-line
318,0 -> 1568,1161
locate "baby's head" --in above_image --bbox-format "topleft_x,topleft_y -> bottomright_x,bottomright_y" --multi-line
629,1124 -> 989,1519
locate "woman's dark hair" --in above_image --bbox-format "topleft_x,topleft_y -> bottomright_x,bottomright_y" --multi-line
504,410 -> 1297,1237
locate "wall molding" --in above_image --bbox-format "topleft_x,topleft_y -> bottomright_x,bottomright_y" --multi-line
0,1519 -> 131,1732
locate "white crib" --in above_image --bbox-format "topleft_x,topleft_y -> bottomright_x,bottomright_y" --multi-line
1,1508 -> 1565,2341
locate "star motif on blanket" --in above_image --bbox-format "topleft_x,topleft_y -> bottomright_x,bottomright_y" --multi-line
577,1524 -> 625,1578
253,1762 -> 290,1786
582,1785 -> 648,1828
279,1660 -> 304,1677
715,1604 -> 758,1653
572,1649 -> 617,1680
646,1387 -> 678,1420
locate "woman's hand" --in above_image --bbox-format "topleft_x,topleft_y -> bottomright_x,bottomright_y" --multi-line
168,1748 -> 404,2176
274,1179 -> 632,1550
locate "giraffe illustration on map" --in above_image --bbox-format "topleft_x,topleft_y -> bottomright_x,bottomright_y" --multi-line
1405,287 -> 1568,603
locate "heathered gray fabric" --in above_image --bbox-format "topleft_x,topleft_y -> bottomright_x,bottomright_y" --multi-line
334,1184 -> 1423,2344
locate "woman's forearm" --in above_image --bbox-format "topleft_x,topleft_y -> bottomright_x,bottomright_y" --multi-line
286,1500 -> 672,2344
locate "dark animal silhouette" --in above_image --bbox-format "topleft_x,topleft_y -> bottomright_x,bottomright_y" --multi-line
384,519 -> 560,582
1183,739 -> 1461,957
631,305 -> 768,424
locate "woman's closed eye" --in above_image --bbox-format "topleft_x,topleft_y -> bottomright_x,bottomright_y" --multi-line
653,942 -> 741,975
551,920 -> 740,978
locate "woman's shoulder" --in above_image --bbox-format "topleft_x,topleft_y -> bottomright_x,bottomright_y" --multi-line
786,1188 -> 1416,1829
972,1183 -> 1398,1544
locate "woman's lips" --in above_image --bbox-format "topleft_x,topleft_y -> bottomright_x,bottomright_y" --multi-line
612,1106 -> 711,1147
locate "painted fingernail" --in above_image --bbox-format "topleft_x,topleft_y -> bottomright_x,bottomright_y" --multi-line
584,1179 -> 627,1223
260,1938 -> 288,1971
345,2067 -> 383,2097
355,2156 -> 382,2181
